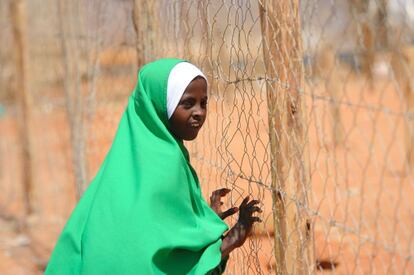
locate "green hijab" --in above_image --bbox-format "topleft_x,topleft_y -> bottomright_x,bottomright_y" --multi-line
45,58 -> 228,274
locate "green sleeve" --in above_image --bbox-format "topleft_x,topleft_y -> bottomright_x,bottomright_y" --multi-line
208,255 -> 229,275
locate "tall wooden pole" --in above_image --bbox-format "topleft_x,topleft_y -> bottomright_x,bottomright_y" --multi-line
197,0 -> 212,76
58,0 -> 88,199
350,0 -> 374,83
10,0 -> 33,215
390,32 -> 414,168
259,1 -> 313,274
132,0 -> 159,67
318,45 -> 344,146
375,0 -> 388,50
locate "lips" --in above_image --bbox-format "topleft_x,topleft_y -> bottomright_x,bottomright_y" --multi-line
189,121 -> 202,129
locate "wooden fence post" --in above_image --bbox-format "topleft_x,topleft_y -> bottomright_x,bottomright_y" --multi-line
132,0 -> 159,67
318,45 -> 344,147
349,0 -> 374,84
10,0 -> 33,215
259,1 -> 313,274
390,32 -> 414,169
57,0 -> 88,199
375,0 -> 388,50
197,0 -> 212,77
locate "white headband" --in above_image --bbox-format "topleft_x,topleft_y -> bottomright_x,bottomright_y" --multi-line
167,62 -> 207,119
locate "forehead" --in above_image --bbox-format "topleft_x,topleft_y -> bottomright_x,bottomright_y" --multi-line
182,77 -> 208,97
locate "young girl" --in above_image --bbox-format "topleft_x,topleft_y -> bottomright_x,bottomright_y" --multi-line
45,58 -> 261,274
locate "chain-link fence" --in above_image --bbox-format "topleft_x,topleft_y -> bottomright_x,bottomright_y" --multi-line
1,0 -> 414,274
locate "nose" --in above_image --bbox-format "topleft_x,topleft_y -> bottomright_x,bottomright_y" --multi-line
192,105 -> 205,120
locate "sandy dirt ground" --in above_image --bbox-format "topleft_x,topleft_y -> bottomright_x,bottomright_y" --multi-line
1,73 -> 414,274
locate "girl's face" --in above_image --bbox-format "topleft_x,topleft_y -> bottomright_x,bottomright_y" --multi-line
169,77 -> 208,141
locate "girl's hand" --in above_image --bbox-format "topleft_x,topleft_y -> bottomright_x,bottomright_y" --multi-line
210,188 -> 239,220
220,196 -> 262,258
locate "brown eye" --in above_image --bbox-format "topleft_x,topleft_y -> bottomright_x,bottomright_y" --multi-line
180,99 -> 194,109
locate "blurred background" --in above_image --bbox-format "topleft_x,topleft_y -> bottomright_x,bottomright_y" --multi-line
1,0 -> 414,274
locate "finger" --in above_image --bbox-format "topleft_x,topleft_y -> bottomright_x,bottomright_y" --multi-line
210,196 -> 220,205
210,199 -> 224,209
212,188 -> 230,196
250,216 -> 262,223
220,207 -> 239,220
211,188 -> 231,200
248,206 -> 262,214
209,195 -> 216,202
215,188 -> 231,197
246,199 -> 260,208
210,193 -> 221,201
240,196 -> 250,208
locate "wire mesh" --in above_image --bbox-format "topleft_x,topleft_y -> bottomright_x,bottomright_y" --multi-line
1,0 -> 414,274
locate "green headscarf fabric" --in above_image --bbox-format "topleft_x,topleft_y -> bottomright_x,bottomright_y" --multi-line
45,58 -> 229,274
